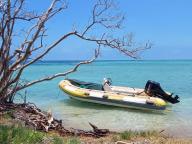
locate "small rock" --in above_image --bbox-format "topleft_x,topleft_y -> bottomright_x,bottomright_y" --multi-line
115,141 -> 131,144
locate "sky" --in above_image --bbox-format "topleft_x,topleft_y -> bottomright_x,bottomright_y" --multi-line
23,0 -> 192,60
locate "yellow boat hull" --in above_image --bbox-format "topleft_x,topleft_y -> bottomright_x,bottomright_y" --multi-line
59,79 -> 167,111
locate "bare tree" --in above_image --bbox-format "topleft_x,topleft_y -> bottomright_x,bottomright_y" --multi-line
0,0 -> 151,103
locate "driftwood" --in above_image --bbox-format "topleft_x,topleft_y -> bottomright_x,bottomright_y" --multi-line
0,103 -> 109,137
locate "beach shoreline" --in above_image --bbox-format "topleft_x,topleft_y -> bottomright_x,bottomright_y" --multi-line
1,111 -> 192,144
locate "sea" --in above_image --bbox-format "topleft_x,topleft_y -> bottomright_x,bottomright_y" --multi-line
19,60 -> 192,138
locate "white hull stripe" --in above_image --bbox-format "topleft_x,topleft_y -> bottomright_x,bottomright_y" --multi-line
89,91 -> 104,98
123,97 -> 146,104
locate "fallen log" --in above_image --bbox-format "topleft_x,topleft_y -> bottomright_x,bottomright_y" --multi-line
0,103 -> 110,137
89,122 -> 110,137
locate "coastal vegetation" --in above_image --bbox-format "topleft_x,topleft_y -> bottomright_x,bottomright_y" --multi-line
1,117 -> 192,144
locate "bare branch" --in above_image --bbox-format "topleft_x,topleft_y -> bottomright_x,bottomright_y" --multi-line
16,48 -> 100,91
0,0 -> 150,103
82,0 -> 124,37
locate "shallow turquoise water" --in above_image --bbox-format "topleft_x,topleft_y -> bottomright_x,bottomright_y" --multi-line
19,60 -> 192,137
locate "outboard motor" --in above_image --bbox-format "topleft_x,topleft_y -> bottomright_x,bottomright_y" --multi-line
145,80 -> 180,104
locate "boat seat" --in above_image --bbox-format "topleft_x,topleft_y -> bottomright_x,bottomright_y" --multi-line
68,79 -> 103,90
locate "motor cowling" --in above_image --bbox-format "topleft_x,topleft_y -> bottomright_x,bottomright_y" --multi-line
145,80 -> 180,104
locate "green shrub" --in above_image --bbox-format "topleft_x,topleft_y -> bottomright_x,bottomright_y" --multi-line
119,130 -> 159,140
120,130 -> 134,140
0,125 -> 11,144
66,137 -> 81,144
52,136 -> 64,144
0,125 -> 45,144
139,130 -> 158,137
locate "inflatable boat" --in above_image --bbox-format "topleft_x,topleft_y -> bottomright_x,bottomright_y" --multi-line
59,79 -> 179,111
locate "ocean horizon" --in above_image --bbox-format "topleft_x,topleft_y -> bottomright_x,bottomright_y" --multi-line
35,59 -> 192,62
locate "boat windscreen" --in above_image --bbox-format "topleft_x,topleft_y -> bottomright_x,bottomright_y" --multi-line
68,79 -> 103,91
